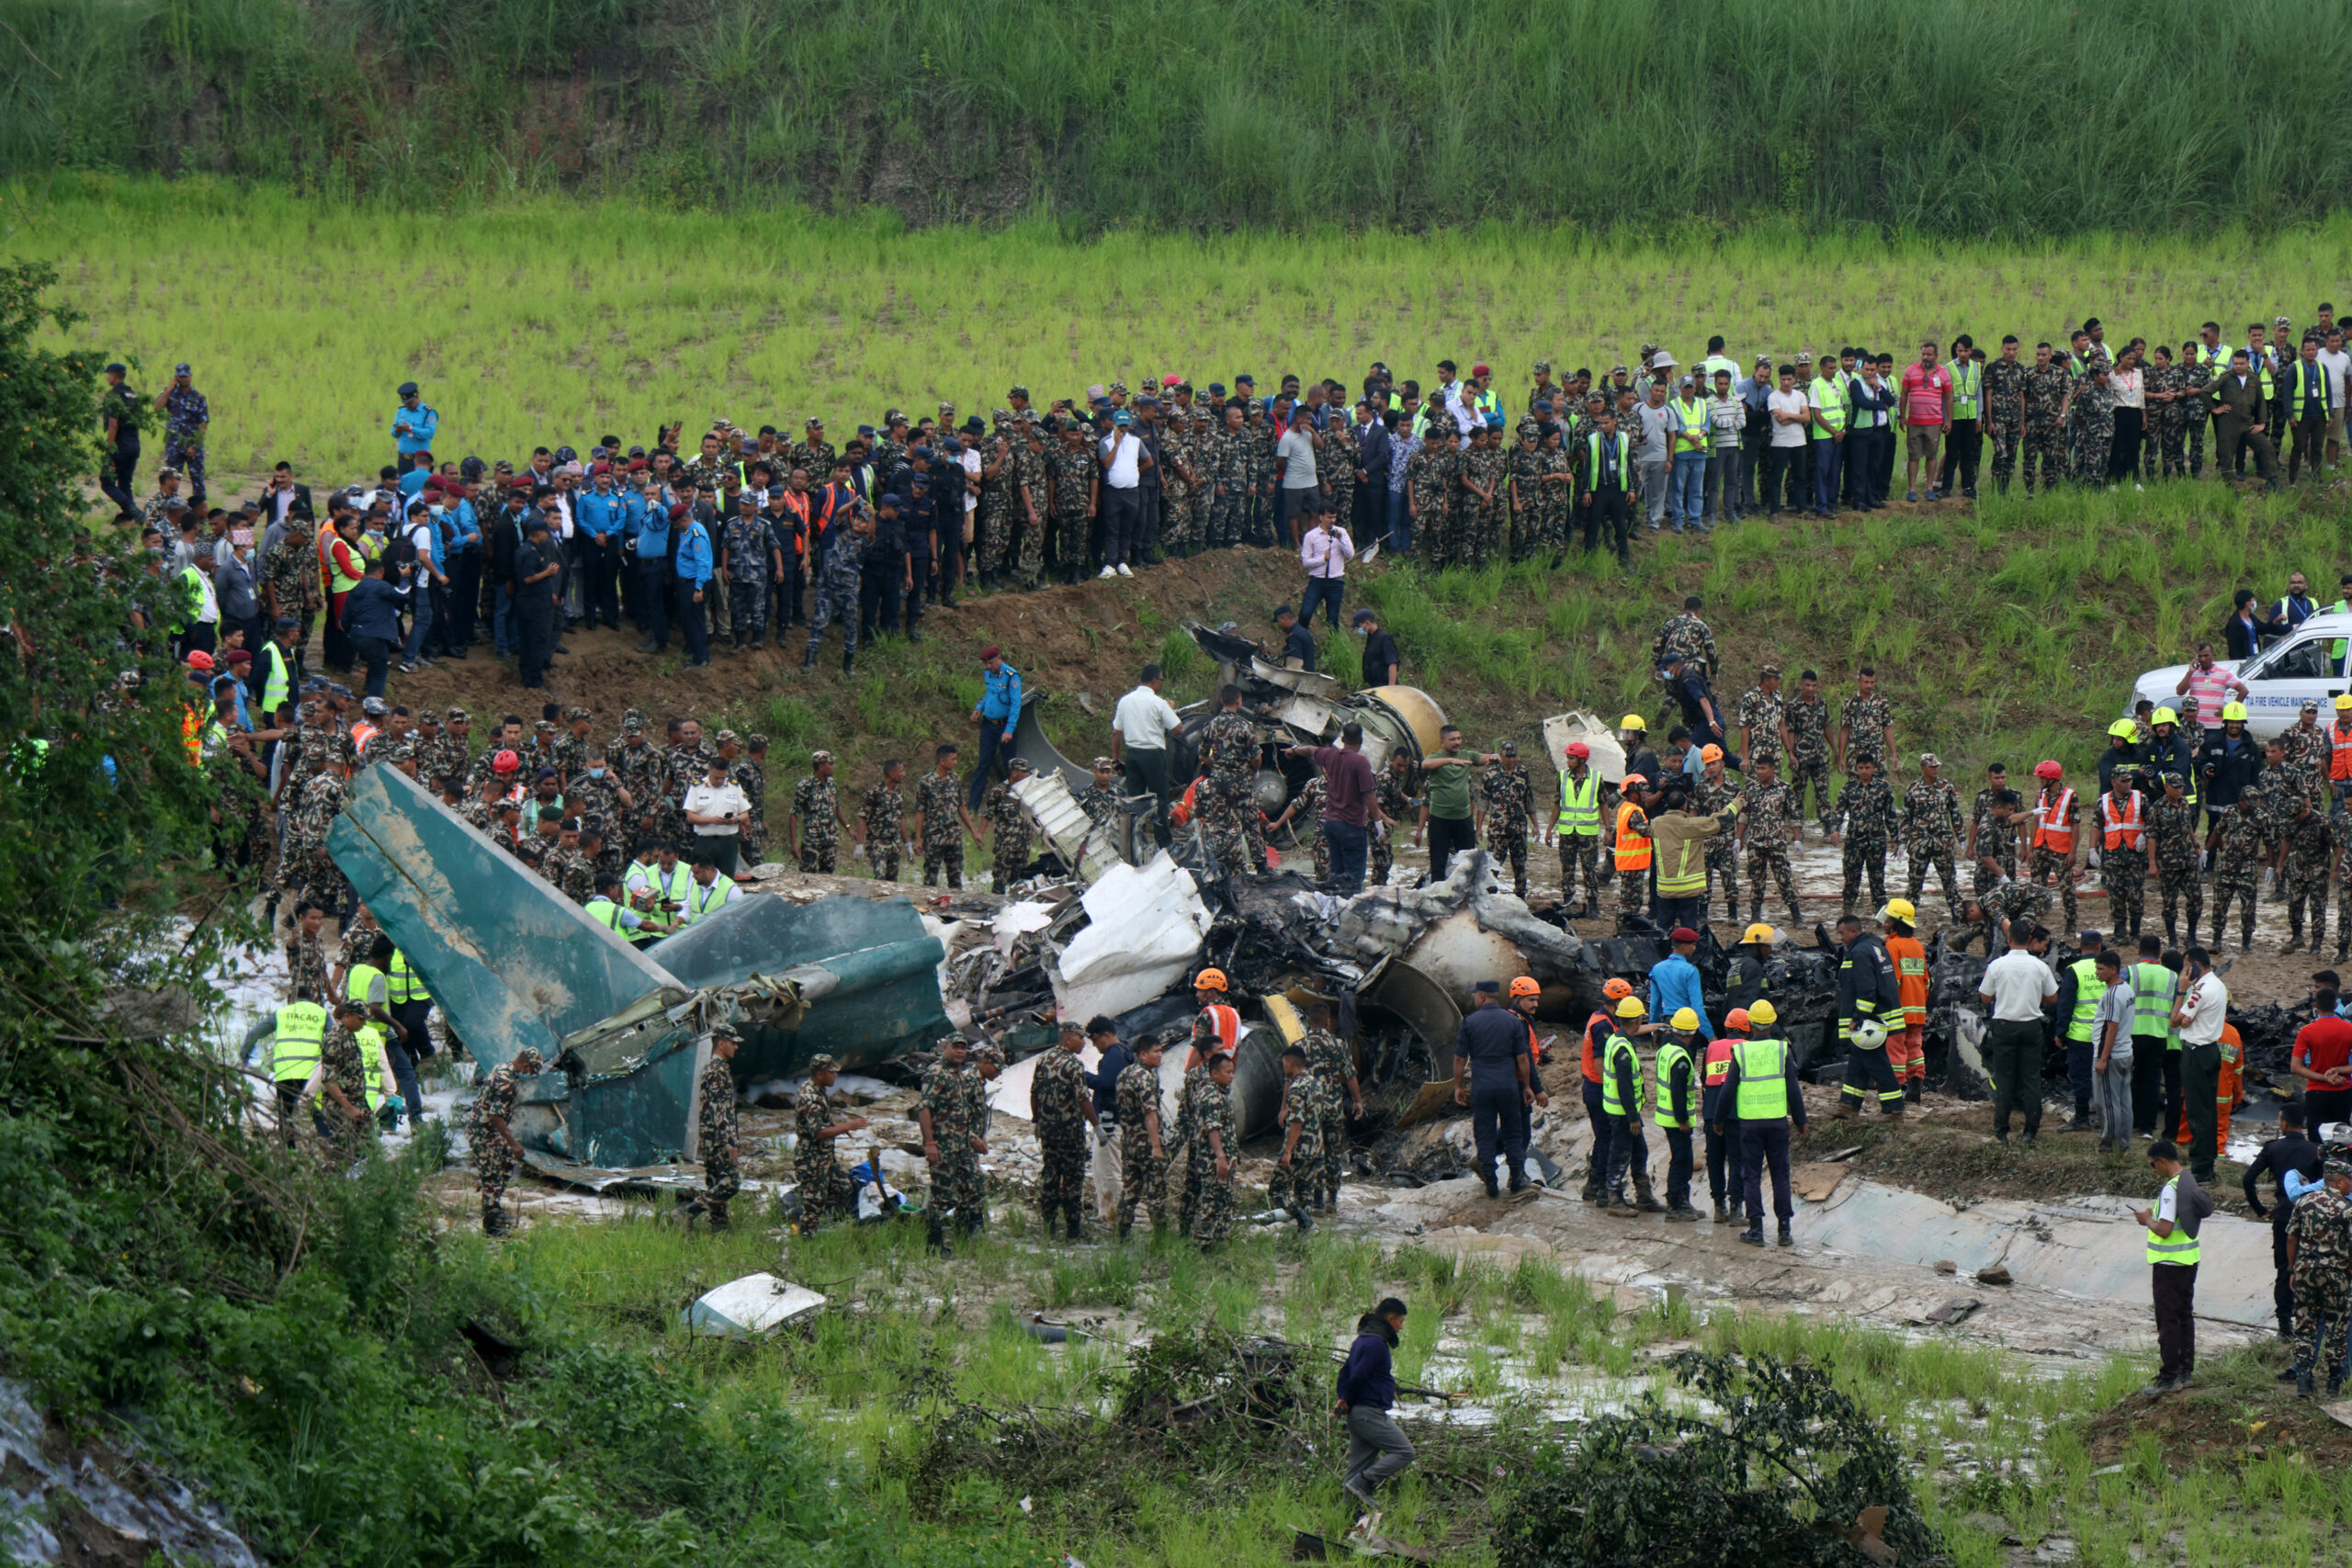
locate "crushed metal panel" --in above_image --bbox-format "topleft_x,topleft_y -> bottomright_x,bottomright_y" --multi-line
1049,853 -> 1213,1022
990,1042 -> 1102,1121
1012,771 -> 1125,884
650,892 -> 949,1079
518,1151 -> 709,1194
509,1032 -> 707,1168
1008,689 -> 1095,801
683,1273 -> 828,1337
1542,710 -> 1628,784
1361,956 -> 1466,1132
329,766 -> 678,1071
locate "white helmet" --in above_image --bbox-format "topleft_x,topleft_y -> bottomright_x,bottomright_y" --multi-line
1849,1018 -> 1889,1052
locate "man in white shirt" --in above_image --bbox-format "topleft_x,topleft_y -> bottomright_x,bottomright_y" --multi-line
682,755 -> 751,875
1633,381 -> 1673,529
1299,505 -> 1354,632
1978,919 -> 2058,1143
1275,403 -> 1319,546
1765,365 -> 1811,516
1097,412 -> 1149,580
1112,663 -> 1182,849
2171,947 -> 2230,1180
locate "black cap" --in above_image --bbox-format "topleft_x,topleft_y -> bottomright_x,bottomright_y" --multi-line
397,380 -> 420,397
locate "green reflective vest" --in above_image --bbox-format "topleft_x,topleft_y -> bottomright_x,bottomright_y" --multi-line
2129,962 -> 2175,1038
1734,1035 -> 1792,1121
2327,598 -> 2348,666
260,640 -> 294,718
1653,1038 -> 1694,1129
630,859 -> 694,906
684,873 -> 736,924
1585,430 -> 1632,491
2144,1175 -> 2201,1267
1670,397 -> 1709,455
2065,957 -> 2102,1043
2288,358 -> 2333,417
356,1021 -> 388,1110
346,962 -> 386,1012
1555,768 -> 1600,837
271,1000 -> 328,1083
1599,1033 -> 1650,1118
585,896 -> 628,931
389,951 -> 429,1004
1808,376 -> 1848,436
1951,359 -> 1982,419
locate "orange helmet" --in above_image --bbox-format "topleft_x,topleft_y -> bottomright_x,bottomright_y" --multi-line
1509,976 -> 1541,1000
1194,968 -> 1227,992
1602,977 -> 1634,999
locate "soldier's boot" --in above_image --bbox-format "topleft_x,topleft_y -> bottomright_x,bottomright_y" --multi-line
1633,1175 -> 1665,1213
1481,1172 -> 1501,1200
481,1204 -> 510,1236
842,649 -> 854,677
1578,1168 -> 1603,1201
2297,1366 -> 2316,1398
1117,1220 -> 1133,1243
1066,1198 -> 1091,1242
1288,1203 -> 1315,1233
1747,898 -> 1764,923
1666,1202 -> 1701,1223
1713,1201 -> 1730,1224
2283,931 -> 2304,955
925,1214 -> 954,1257
800,644 -> 817,671
1777,1220 -> 1793,1247
1506,1161 -> 1529,1194
1738,1219 -> 1766,1246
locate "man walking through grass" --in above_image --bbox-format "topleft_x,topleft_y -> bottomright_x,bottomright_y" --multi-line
1335,1297 -> 1415,1535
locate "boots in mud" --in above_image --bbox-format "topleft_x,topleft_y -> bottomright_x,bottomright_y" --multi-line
1632,1175 -> 1665,1213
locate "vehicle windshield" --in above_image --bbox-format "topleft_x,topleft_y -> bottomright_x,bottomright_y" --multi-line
2247,638 -> 2334,681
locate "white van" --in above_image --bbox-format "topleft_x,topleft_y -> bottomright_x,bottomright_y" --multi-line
2129,613 -> 2352,740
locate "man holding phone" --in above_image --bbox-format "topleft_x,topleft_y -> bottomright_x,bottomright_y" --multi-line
683,755 -> 751,875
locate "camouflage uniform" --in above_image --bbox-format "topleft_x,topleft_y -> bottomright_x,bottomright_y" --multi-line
696,1053 -> 741,1229
1690,770 -> 1742,919
2180,357 -> 2215,476
1244,417 -> 1279,544
540,842 -> 597,905
788,438 -> 839,481
1973,787 -> 2020,881
1901,776 -> 1965,917
1266,1072 -> 1328,1213
919,1052 -> 986,1232
2144,362 -> 2188,479
318,1024 -> 378,1161
286,773 -> 349,911
160,383 -> 209,495
1204,425 -> 1249,549
1322,415 -> 1355,546
1736,684 -> 1786,767
794,1077 -> 856,1220
1076,779 -> 1123,837
1193,708 -> 1269,877
2282,807 -> 2335,952
2096,785 -> 2151,940
1839,694 -> 1894,790
613,735 -> 675,852
2209,805 -> 2268,948
861,782 -> 904,881
916,770 -> 965,887
1406,441 -> 1453,570
1113,1059 -> 1169,1233
1302,1027 -> 1354,1207
1158,422 -> 1196,555
2149,791 -> 2204,942
1188,1073 -> 1238,1245
793,773 -> 841,874
2287,1183 -> 2352,1388
1014,432 -> 1050,582
1505,436 -> 1545,560
549,717 -> 594,785
1832,773 -> 1895,914
727,755 -> 766,865
983,779 -> 1035,888
1785,694 -> 1834,830
1374,765 -> 1419,887
1283,775 -> 1329,880
1481,765 -> 1535,898
1033,1045 -> 1092,1235
286,929 -> 330,1003
259,539 -> 319,662
2029,784 -> 2081,931
1981,355 -> 2029,489
1553,766 -> 1603,910
1974,879 -> 2051,952
1740,774 -> 1804,926
974,429 -> 1017,575
2021,361 -> 2070,493
1459,442 -> 1506,566
1172,1046 -> 1215,1235
1047,440 -> 1097,570
2070,377 -> 2120,485
1651,612 -> 1719,677
468,1059 -> 528,1228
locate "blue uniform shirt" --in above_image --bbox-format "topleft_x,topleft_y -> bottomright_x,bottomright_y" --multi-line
1646,953 -> 1713,1038
979,661 -> 1023,724
674,520 -> 714,586
576,490 -> 625,543
391,401 -> 439,456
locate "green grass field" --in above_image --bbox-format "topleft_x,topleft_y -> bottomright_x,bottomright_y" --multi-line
21,178 -> 2352,481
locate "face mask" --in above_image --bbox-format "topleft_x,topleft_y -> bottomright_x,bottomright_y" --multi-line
1354,626 -> 1368,637
588,767 -> 605,779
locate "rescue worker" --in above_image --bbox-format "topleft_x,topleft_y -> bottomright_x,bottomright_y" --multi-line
1882,900 -> 1929,1101
2028,759 -> 2083,933
1577,978 -> 1635,1201
1453,980 -> 1537,1196
1833,911 -> 1904,1119
1717,1005 -> 1807,1247
1611,771 -> 1653,925
2054,931 -> 2107,1132
1703,1005 -> 1750,1224
1599,995 -> 1663,1215
1724,922 -> 1777,1016
2132,1141 -> 2205,1392
269,986 -> 329,1146
2098,763 -> 2152,942
1547,739 -> 1604,917
1654,1009 -> 1703,1221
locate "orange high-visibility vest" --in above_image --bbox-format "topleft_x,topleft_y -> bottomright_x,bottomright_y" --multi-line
1581,1010 -> 1612,1085
1702,1035 -> 1736,1087
350,721 -> 378,756
1197,1003 -> 1240,1055
1613,801 -> 1653,871
2331,724 -> 2352,782
1885,933 -> 1928,1027
2031,785 -> 2076,853
2099,789 -> 2145,851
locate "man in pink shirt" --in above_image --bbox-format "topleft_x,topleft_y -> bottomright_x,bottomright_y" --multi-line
1901,340 -> 1954,504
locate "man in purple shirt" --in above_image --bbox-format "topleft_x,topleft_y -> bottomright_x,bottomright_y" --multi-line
1288,722 -> 1385,893
1334,1296 -> 1414,1520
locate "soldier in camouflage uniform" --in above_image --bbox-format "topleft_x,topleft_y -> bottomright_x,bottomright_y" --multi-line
1902,754 -> 1966,921
2143,347 -> 2188,479
258,521 -> 320,664
794,1053 -> 865,1225
565,759 -> 633,878
1033,1025 -> 1096,1240
1651,603 -> 1719,679
1963,870 -> 2052,954
860,760 -> 906,881
1736,666 -> 1787,770
722,495 -> 774,649
1273,773 -> 1328,880
1203,405 -> 1249,551
317,1004 -> 379,1163
541,819 -> 597,905
1784,671 -> 1834,833
1458,425 -> 1506,566
1690,750 -> 1742,922
788,418 -> 838,486
2280,793 -> 2335,954
1012,414 -> 1051,584
1738,756 -> 1804,927
790,750 -> 845,874
283,757 -> 350,915
1980,337 -> 2030,495
918,1033 -> 986,1248
1321,407 -> 1355,549
1193,688 -> 1269,878
1374,752 -> 1419,890
467,1045 -> 542,1235
2287,1160 -> 2352,1396
682,1030 -> 742,1231
1266,1047 -> 1326,1226
915,745 -> 969,887
2069,362 -> 2120,486
2021,344 -> 2071,495
1406,427 -> 1454,570
2179,345 -> 2217,477
1301,1003 -> 1359,1212
1480,741 -> 1536,899
1114,1038 -> 1170,1237
1243,403 -> 1280,547
285,904 -> 331,1000
2209,789 -> 2268,953
1047,420 -> 1099,580
2094,767 -> 2154,942
1189,1051 -> 1240,1247
550,706 -> 595,783
1831,755 -> 1895,916
1506,421 -> 1546,561
982,757 -> 1037,889
1076,756 -> 1123,839
1159,411 -> 1199,557
2148,772 -> 2203,945
1971,768 -> 2020,882
611,711 -> 674,852
974,417 -> 1018,582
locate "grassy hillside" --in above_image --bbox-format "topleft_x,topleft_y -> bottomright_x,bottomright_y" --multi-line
23,180 -> 2352,480
5,0 -> 2350,233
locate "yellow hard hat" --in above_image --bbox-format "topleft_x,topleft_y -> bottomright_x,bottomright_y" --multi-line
2222,702 -> 2249,722
1740,921 -> 1778,945
2150,706 -> 2179,727
1881,897 -> 1917,922
1620,714 -> 1647,732
2335,694 -> 2352,712
1747,999 -> 1779,1026
1614,996 -> 1647,1019
2108,719 -> 2137,739
1669,1007 -> 1700,1032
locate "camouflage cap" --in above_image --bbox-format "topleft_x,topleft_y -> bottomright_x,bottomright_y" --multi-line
1609,363 -> 1628,375
1091,756 -> 1116,769
1498,739 -> 1518,755
1108,381 -> 1128,396
622,707 -> 647,731
1920,752 -> 1943,768
1021,409 -> 1043,424
534,718 -> 556,732
710,1024 -> 741,1042
939,1032 -> 970,1048
1008,756 -> 1034,773
937,401 -> 956,417
446,705 -> 470,721
1516,419 -> 1541,436
747,733 -> 769,750
811,749 -> 834,765
1008,385 -> 1029,399
973,1043 -> 1004,1066
2327,1159 -> 2352,1179
1533,360 -> 1552,372
564,705 -> 592,722
992,408 -> 1013,425
1758,663 -> 1781,679
715,728 -> 740,745
806,1053 -> 841,1074
514,1045 -> 545,1070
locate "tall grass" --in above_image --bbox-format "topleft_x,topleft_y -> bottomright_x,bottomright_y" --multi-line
6,0 -> 2352,234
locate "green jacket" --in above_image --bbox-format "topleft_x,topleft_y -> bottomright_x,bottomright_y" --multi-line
2209,371 -> 2268,425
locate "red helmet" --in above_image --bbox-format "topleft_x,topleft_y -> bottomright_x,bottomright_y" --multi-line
492,749 -> 521,774
1566,741 -> 1590,760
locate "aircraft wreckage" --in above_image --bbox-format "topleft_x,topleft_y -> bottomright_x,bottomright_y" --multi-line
293,636 -> 1988,1176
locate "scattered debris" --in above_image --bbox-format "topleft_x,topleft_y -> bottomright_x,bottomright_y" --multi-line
1975,1264 -> 2014,1287
1789,1162 -> 1851,1202
1934,1258 -> 1958,1274
1917,1299 -> 1983,1327
682,1274 -> 827,1337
